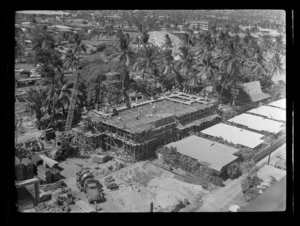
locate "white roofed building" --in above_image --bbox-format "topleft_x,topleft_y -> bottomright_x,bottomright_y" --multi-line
201,123 -> 265,149
228,113 -> 284,134
164,135 -> 238,175
247,106 -> 286,122
267,98 -> 286,110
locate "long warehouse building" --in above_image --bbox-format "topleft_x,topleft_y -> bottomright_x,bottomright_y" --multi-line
228,113 -> 284,134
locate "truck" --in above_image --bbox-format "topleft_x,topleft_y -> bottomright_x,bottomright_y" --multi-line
76,168 -> 104,204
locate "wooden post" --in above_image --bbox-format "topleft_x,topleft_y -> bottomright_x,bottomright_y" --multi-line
34,181 -> 40,204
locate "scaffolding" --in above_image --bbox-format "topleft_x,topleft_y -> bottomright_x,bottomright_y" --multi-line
74,92 -> 219,162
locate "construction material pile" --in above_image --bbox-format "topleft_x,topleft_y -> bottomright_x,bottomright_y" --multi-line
92,154 -> 110,164
21,157 -> 35,180
37,165 -> 52,184
49,168 -> 61,182
31,154 -> 43,169
15,156 -> 25,181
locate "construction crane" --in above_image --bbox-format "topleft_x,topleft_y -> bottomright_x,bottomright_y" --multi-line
65,71 -> 80,132
56,71 -> 81,156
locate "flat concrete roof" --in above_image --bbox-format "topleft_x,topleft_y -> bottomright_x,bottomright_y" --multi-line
247,106 -> 286,122
165,135 -> 238,172
268,98 -> 286,109
201,123 -> 265,149
228,113 -> 284,134
87,94 -> 217,133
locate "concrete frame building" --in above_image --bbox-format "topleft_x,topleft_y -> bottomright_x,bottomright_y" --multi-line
73,92 -> 220,162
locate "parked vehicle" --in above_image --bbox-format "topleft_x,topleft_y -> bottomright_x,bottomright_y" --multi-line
76,168 -> 104,204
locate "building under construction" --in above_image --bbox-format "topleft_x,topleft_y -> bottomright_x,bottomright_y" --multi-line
72,92 -> 220,162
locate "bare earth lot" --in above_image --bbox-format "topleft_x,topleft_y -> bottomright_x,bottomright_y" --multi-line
59,159 -> 208,212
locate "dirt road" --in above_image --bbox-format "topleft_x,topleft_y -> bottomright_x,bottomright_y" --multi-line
197,176 -> 245,212
197,143 -> 286,212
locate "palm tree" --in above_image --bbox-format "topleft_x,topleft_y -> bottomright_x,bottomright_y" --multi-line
174,46 -> 197,90
15,26 -> 26,59
196,50 -> 218,89
133,45 -> 160,82
24,86 -> 52,128
110,32 -> 136,102
70,33 -> 86,69
268,52 -> 285,78
216,40 -> 246,99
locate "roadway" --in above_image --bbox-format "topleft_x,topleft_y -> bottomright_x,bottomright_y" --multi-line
196,143 -> 286,212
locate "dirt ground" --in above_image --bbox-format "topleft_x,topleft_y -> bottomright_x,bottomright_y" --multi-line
58,158 -> 208,212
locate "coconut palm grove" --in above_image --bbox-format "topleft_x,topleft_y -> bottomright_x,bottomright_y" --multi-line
13,10 -> 288,213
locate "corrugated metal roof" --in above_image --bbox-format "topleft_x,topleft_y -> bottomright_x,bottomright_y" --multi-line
247,106 -> 286,122
201,123 -> 265,149
165,135 -> 238,172
242,81 -> 271,102
228,113 -> 284,134
268,98 -> 286,109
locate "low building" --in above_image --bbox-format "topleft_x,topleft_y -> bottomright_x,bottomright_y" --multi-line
247,105 -> 286,122
201,123 -> 265,149
185,20 -> 209,31
268,98 -> 286,110
235,81 -> 271,107
228,113 -> 284,134
164,135 -> 239,175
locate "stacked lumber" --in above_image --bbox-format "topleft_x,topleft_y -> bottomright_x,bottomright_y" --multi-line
15,156 -> 25,181
31,154 -> 43,174
39,155 -> 58,168
92,154 -> 110,164
21,158 -> 35,180
31,154 -> 43,167
49,168 -> 60,182
37,165 -> 52,184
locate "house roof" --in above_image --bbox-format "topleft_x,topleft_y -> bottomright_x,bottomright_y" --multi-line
247,106 -> 286,122
268,98 -> 286,110
201,123 -> 265,149
228,113 -> 284,134
239,176 -> 286,212
165,135 -> 238,172
242,81 -> 271,102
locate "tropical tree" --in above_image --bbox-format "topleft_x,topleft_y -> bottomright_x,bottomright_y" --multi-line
268,52 -> 285,79
110,32 -> 136,102
196,50 -> 219,88
133,45 -> 160,82
15,26 -> 26,59
174,45 -> 198,90
227,162 -> 242,179
216,40 -> 246,99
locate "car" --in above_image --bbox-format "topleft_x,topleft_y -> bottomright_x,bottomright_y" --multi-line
106,182 -> 119,191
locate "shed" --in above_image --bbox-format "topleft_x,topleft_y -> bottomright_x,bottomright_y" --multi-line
236,81 -> 271,104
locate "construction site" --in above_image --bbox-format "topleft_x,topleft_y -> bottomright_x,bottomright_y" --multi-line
72,91 -> 220,162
